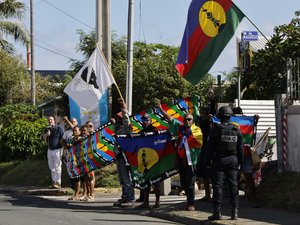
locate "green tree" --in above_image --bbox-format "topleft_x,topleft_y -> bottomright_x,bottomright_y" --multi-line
241,10 -> 300,99
0,50 -> 62,106
0,0 -> 29,54
0,104 -> 47,162
0,49 -> 28,105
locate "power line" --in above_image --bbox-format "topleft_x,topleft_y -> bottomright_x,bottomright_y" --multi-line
30,0 -> 92,63
41,0 -> 94,30
35,37 -> 76,59
35,43 -> 77,61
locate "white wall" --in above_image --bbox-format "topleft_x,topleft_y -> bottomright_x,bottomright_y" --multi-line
234,100 -> 276,136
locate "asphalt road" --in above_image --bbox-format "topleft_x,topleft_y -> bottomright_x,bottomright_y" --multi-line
0,192 -> 183,225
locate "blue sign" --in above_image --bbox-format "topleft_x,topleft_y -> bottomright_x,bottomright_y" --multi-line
242,31 -> 258,41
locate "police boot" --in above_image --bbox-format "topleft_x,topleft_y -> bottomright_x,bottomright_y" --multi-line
231,207 -> 238,220
208,208 -> 222,220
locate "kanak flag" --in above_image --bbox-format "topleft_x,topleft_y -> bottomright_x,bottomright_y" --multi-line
176,0 -> 245,85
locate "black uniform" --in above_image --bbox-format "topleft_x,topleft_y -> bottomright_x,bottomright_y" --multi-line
205,122 -> 243,219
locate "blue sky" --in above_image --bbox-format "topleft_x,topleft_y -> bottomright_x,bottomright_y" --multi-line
16,0 -> 299,76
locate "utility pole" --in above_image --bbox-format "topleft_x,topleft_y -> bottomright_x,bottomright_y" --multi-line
30,0 -> 36,106
102,0 -> 111,66
126,0 -> 134,114
96,0 -> 112,123
102,0 -> 112,119
96,0 -> 102,46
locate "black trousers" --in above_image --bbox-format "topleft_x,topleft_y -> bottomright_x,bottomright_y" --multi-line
211,156 -> 239,211
179,160 -> 196,205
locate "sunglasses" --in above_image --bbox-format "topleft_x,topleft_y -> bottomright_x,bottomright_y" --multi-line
184,118 -> 193,122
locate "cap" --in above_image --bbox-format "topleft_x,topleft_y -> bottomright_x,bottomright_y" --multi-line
141,113 -> 151,121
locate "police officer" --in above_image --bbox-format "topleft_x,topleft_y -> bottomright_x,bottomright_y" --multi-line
205,106 -> 243,220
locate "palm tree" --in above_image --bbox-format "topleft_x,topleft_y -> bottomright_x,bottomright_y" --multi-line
0,0 -> 29,54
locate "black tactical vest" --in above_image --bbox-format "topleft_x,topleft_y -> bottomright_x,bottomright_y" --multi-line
217,123 -> 238,155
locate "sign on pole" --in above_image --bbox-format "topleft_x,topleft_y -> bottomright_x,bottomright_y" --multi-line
242,31 -> 258,41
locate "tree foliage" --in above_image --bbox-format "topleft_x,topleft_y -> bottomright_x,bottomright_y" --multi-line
241,10 -> 300,100
0,104 -> 47,162
0,50 -> 63,106
68,30 -> 216,114
0,0 -> 29,54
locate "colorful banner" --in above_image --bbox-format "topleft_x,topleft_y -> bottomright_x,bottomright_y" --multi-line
116,131 -> 179,189
211,115 -> 256,146
65,96 -> 200,178
65,123 -> 116,178
130,96 -> 200,133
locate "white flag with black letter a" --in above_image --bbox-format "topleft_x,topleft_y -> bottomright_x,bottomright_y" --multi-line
64,46 -> 115,110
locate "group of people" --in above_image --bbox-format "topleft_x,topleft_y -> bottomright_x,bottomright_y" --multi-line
42,116 -> 96,202
42,97 -> 259,221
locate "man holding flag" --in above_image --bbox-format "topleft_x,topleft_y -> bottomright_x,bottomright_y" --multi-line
157,101 -> 203,211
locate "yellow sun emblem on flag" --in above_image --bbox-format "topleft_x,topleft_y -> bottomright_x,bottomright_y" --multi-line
137,148 -> 159,173
167,109 -> 180,119
199,1 -> 226,37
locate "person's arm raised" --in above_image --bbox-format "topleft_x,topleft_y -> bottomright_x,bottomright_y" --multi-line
156,100 -> 172,122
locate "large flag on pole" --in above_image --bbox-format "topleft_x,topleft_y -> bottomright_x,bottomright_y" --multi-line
176,0 -> 245,85
68,91 -> 109,128
64,46 -> 115,110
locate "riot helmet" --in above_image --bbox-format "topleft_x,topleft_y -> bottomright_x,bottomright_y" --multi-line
216,106 -> 233,121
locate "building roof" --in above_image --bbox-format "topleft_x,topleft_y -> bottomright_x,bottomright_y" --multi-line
34,70 -> 70,78
237,36 -> 270,52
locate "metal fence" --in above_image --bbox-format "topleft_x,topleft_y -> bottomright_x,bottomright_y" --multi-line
290,58 -> 300,101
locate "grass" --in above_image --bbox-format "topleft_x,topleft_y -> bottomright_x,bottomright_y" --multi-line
0,159 -> 120,188
257,162 -> 300,213
1,160 -> 300,213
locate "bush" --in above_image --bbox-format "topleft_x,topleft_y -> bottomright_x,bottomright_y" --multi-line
0,104 -> 48,162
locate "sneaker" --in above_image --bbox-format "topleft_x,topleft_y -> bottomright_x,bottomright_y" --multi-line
52,182 -> 61,189
120,201 -> 135,208
208,213 -> 222,220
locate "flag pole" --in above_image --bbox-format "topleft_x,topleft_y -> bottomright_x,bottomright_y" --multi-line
243,15 -> 271,45
96,44 -> 124,100
243,13 -> 286,61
